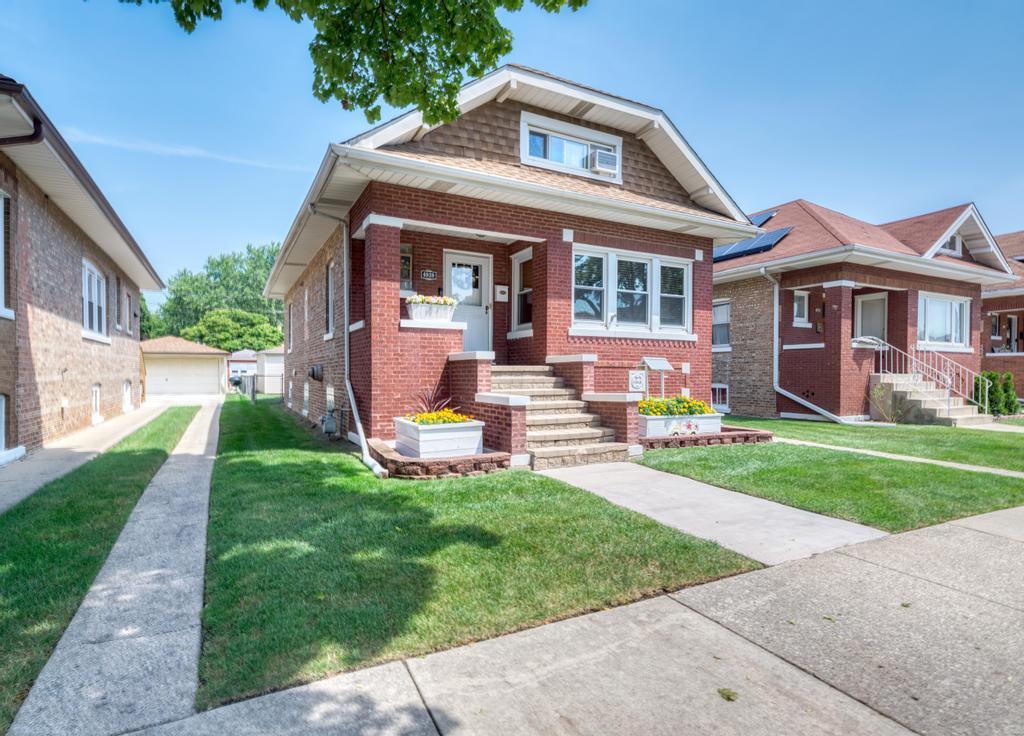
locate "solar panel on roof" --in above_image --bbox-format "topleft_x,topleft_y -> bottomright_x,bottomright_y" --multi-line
712,227 -> 792,263
749,211 -> 777,228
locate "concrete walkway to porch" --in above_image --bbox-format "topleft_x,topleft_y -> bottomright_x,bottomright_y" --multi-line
773,436 -> 1024,479
0,404 -> 167,515
9,402 -> 221,736
540,462 -> 886,565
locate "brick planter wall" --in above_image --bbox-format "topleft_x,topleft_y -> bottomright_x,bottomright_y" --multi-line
368,438 -> 510,479
586,399 -> 639,447
642,425 -> 773,450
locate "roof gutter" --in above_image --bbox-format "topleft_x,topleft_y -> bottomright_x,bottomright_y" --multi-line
761,267 -> 847,424
0,78 -> 164,290
332,144 -> 759,238
717,243 -> 1018,287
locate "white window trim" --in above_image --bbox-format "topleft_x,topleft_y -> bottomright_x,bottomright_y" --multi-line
303,287 -> 309,340
125,293 -> 133,336
326,260 -> 336,337
990,314 -> 1001,340
287,303 -> 293,352
571,243 -> 694,339
0,190 -> 11,322
114,276 -> 122,330
938,233 -> 963,256
520,111 -> 623,184
854,291 -> 888,340
792,290 -> 811,328
81,259 -> 109,342
711,299 -> 731,349
711,383 -> 730,414
917,291 -> 971,351
511,247 -> 533,332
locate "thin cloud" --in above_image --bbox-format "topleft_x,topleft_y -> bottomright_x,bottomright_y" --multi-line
64,127 -> 310,173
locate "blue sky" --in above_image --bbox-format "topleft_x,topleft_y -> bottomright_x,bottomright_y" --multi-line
4,1 -> 1022,305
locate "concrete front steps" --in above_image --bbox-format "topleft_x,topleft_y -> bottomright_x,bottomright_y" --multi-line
491,365 -> 630,469
874,374 -> 991,427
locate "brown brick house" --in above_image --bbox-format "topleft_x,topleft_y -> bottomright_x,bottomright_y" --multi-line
982,231 -> 1024,399
0,75 -> 163,464
712,200 -> 1016,425
264,66 -> 757,470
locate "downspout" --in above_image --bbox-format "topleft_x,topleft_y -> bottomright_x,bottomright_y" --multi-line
308,204 -> 387,477
760,267 -> 848,424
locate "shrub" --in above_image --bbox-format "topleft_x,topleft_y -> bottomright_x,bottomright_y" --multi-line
1001,372 -> 1020,415
638,396 -> 714,417
406,408 -> 474,425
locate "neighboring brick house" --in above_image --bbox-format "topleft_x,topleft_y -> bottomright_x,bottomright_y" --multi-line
265,65 -> 757,470
0,75 -> 163,465
712,200 -> 1016,424
982,230 -> 1024,397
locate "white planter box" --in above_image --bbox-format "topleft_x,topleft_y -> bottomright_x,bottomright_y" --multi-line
640,413 -> 723,437
394,417 -> 484,458
406,302 -> 456,322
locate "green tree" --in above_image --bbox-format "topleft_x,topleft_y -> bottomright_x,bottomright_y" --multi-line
122,0 -> 588,124
139,293 -> 169,340
160,243 -> 283,335
180,309 -> 283,352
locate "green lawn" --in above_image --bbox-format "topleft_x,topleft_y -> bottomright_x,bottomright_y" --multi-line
642,442 -> 1024,533
727,416 -> 1024,472
1000,417 -> 1024,427
0,406 -> 199,732
198,396 -> 757,708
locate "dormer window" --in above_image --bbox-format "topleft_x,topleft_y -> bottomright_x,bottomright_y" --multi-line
939,233 -> 963,256
520,112 -> 622,183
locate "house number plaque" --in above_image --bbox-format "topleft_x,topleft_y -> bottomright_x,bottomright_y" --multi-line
420,269 -> 437,281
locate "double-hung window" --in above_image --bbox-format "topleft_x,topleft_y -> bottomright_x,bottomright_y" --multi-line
520,112 -> 622,183
511,248 -> 533,333
571,245 -> 693,337
325,261 -> 335,337
712,301 -> 731,349
82,260 -> 107,340
115,276 -> 123,329
616,259 -> 649,325
126,293 -> 133,335
917,292 -> 970,350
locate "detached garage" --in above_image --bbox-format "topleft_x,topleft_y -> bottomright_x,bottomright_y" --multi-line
141,336 -> 227,396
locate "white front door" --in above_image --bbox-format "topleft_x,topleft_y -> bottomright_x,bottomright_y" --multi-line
855,292 -> 888,340
444,251 -> 492,352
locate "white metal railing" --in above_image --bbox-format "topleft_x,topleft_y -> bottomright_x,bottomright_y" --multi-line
857,336 -> 990,416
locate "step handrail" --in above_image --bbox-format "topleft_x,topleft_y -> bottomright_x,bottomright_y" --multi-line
856,336 -> 990,417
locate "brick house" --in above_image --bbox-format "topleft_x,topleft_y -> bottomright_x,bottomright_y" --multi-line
711,200 -> 1016,425
982,230 -> 1024,398
0,76 -> 163,465
264,66 -> 757,470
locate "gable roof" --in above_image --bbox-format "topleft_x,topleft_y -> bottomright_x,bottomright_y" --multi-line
265,65 -> 757,299
141,336 -> 228,356
258,344 -> 285,355
997,230 -> 1024,260
0,76 -> 163,290
985,231 -> 1024,296
229,349 -> 258,360
714,199 -> 1015,287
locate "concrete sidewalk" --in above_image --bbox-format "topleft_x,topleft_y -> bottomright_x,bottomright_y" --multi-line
10,403 -> 221,736
678,507 -> 1024,736
541,462 -> 886,565
0,404 -> 167,515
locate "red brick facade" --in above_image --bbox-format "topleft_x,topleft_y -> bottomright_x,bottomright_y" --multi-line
1,152 -> 143,453
981,292 -> 1024,394
714,262 -> 986,419
283,181 -> 716,442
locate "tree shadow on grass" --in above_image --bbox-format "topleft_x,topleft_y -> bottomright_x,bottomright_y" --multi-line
201,454 -> 500,706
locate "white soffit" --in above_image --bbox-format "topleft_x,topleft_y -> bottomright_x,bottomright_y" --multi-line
0,95 -> 162,290
925,204 -> 1013,275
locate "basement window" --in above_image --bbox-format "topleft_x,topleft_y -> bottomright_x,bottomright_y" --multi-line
711,384 -> 730,413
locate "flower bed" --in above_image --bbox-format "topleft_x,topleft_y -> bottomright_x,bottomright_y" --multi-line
638,396 -> 722,437
406,294 -> 457,322
395,408 -> 483,458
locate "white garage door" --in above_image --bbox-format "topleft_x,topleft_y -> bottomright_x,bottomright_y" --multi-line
146,357 -> 222,395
